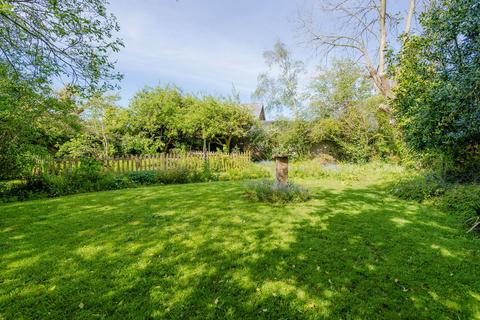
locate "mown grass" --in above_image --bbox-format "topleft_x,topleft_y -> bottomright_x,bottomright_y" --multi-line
1,168 -> 479,319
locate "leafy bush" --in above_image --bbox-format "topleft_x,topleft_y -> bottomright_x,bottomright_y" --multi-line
389,174 -> 447,202
156,168 -> 196,184
248,120 -> 313,161
14,160 -> 105,198
388,171 -> 480,233
437,185 -> 480,233
65,159 -> 104,191
392,1 -> 480,181
127,171 -> 158,185
27,173 -> 69,197
99,174 -> 136,190
244,179 -> 311,204
309,97 -> 402,163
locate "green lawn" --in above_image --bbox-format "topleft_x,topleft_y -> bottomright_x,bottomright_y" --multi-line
1,172 -> 479,319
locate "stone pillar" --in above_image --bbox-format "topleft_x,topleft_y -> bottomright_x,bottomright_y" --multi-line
275,156 -> 288,186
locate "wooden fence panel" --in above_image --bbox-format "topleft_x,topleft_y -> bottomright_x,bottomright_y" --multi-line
34,151 -> 252,176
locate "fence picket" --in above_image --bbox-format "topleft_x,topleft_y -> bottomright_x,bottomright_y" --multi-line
33,151 -> 251,176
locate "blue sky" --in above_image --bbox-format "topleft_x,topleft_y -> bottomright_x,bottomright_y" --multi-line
109,0 -> 315,107
108,0 -> 415,108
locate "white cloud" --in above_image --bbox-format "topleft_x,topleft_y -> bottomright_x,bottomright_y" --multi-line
110,1 -> 270,100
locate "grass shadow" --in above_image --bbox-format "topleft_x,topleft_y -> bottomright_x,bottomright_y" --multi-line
1,179 -> 479,319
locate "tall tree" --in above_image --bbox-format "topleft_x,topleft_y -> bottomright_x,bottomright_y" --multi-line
404,0 -> 416,35
82,94 -> 121,158
253,40 -> 305,118
0,0 -> 123,94
393,0 -> 480,180
299,0 -> 417,99
208,103 -> 255,152
129,86 -> 186,153
0,63 -> 81,178
307,58 -> 373,118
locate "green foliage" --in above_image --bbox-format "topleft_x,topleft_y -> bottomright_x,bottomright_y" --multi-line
56,134 -> 103,159
181,96 -> 255,153
390,174 -> 447,202
5,158 -> 105,200
0,0 -> 123,94
438,185 -> 480,232
390,170 -> 480,233
53,86 -> 256,166
267,120 -> 312,160
308,58 -> 373,118
249,121 -> 311,161
310,97 -> 402,163
288,160 -> 331,179
1,158 -> 272,202
2,166 -> 480,318
247,125 -> 274,160
0,63 -> 81,179
128,86 -> 187,153
392,0 -> 480,181
244,179 -> 311,203
253,40 -> 305,117
126,171 -> 158,185
156,168 -> 203,185
98,174 -> 135,191
218,164 -> 271,181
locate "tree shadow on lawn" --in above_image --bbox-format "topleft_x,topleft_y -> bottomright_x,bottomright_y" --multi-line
1,181 -> 480,319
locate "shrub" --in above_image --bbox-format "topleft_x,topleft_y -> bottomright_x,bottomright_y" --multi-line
60,158 -> 105,193
156,168 -> 195,184
244,179 -> 311,204
127,171 -> 157,185
195,164 -> 219,182
389,173 -> 447,202
99,174 -> 136,190
1,173 -> 69,201
437,185 -> 480,233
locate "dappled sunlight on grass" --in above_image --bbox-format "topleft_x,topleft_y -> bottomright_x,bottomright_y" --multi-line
1,174 -> 479,318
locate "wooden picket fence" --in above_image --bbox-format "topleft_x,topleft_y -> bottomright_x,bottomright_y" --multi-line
34,151 -> 251,175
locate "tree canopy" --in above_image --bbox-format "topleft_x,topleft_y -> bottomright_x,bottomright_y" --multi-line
308,58 -> 373,119
253,41 -> 305,118
393,0 -> 480,178
0,0 -> 123,94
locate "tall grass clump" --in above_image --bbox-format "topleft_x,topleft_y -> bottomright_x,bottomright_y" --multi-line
389,173 -> 447,202
244,179 -> 311,204
437,185 -> 480,233
389,170 -> 480,233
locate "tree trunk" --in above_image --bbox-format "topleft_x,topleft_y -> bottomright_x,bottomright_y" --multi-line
275,156 -> 288,186
100,121 -> 108,158
202,124 -> 207,162
378,0 -> 387,87
203,136 -> 207,160
225,135 -> 232,153
404,0 -> 416,35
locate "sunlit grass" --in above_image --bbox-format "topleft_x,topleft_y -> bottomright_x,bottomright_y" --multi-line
1,167 -> 479,319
